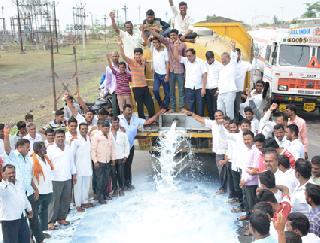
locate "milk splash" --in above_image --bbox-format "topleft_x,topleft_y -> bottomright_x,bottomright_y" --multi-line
152,120 -> 193,191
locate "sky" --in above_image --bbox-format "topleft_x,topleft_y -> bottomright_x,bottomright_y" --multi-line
0,0 -> 314,29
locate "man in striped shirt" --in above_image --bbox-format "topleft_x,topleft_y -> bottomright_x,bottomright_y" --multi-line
118,41 -> 155,119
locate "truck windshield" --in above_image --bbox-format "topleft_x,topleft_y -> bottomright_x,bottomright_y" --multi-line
279,45 -> 310,67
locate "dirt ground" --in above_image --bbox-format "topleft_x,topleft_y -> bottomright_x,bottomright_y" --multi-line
0,39 -> 117,126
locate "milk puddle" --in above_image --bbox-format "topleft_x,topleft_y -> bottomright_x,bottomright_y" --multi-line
70,121 -> 239,243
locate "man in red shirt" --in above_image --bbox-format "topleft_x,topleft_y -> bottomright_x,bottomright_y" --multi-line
257,189 -> 292,221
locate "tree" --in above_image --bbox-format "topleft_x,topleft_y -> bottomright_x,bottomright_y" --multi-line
302,1 -> 320,18
273,15 -> 280,24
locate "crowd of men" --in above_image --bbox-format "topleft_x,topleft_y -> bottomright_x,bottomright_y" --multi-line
0,1 -> 319,243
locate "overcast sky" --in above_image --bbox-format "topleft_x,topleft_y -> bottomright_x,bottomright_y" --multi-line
1,0 -> 313,28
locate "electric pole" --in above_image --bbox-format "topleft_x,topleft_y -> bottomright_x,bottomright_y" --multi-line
103,15 -> 107,42
138,6 -> 141,23
53,1 -> 58,53
122,4 -> 128,22
16,0 -> 24,53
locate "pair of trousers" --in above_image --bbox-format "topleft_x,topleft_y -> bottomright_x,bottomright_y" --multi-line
153,72 -> 170,109
111,159 -> 125,191
243,185 -> 258,214
112,92 -> 120,117
169,72 -> 185,111
124,146 -> 134,187
204,88 -> 218,120
91,160 -> 97,195
231,170 -> 244,209
117,95 -> 132,113
185,88 -> 204,116
217,91 -> 236,120
74,176 -> 92,207
226,162 -> 236,199
95,162 -> 111,200
215,154 -> 227,191
1,216 -> 30,243
234,91 -> 242,121
49,180 -> 72,224
35,193 -> 53,231
28,194 -> 45,243
132,86 -> 155,119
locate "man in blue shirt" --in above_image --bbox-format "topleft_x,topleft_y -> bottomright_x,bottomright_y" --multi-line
306,183 -> 320,237
3,127 -> 46,243
119,104 -> 162,190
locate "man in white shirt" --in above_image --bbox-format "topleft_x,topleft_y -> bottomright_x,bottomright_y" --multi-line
278,155 -> 298,194
110,12 -> 144,58
204,51 -> 222,120
244,106 -> 259,135
234,48 -> 253,121
23,122 -> 43,152
174,46 -> 207,115
110,117 -> 130,196
32,142 -> 53,234
291,159 -> 312,216
71,123 -> 92,212
0,164 -> 33,243
287,124 -> 304,161
286,212 -> 320,243
151,37 -> 170,110
168,0 -> 197,42
187,110 -> 228,194
273,124 -> 290,149
249,211 -> 277,242
47,129 -> 76,229
217,41 -> 238,120
104,51 -> 120,116
65,117 -> 78,145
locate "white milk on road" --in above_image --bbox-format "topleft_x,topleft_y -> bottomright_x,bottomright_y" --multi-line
69,121 -> 239,243
0,121 -> 238,243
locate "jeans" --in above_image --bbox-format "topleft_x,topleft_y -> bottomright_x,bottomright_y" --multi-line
185,88 -> 204,116
28,194 -> 45,243
234,91 -> 242,122
125,146 -> 134,187
112,92 -> 120,117
153,72 -> 170,109
204,88 -> 218,120
95,162 -> 111,200
132,86 -> 155,119
2,216 -> 30,243
36,193 -> 53,231
169,72 -> 185,111
111,159 -> 125,191
217,91 -> 236,120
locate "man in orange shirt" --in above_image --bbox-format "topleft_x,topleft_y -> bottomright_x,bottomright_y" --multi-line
118,41 -> 155,119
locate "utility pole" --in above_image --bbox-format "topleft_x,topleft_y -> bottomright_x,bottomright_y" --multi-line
53,1 -> 58,53
73,46 -> 80,95
122,4 -> 128,22
16,0 -> 24,53
47,3 -> 57,111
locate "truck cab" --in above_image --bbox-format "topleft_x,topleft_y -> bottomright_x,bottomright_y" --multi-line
263,26 -> 320,112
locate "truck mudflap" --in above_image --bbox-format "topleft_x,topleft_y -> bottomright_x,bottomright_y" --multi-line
272,93 -> 320,112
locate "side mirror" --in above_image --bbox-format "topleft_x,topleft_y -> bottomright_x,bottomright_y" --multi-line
271,51 -> 277,58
